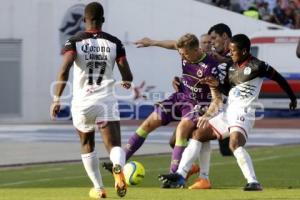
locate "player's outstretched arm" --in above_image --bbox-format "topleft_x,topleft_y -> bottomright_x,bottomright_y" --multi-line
117,57 -> 133,89
134,37 -> 177,50
50,52 -> 75,119
264,66 -> 297,110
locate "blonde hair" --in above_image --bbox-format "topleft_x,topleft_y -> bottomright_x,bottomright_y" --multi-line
176,33 -> 199,49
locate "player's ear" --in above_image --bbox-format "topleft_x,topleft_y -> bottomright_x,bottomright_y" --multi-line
101,17 -> 105,23
83,17 -> 86,23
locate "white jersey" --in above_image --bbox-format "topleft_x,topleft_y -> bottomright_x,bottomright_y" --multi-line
63,30 -> 126,107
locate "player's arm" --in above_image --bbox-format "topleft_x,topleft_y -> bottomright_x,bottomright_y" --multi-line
134,37 -> 177,50
262,64 -> 297,110
50,52 -> 75,119
117,57 -> 133,89
197,82 -> 223,128
209,51 -> 231,63
296,39 -> 300,58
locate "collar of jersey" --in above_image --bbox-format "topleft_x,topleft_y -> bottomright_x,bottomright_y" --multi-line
191,53 -> 206,64
236,54 -> 252,68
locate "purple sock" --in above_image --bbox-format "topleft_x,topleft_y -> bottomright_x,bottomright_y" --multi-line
125,133 -> 146,161
170,146 -> 186,173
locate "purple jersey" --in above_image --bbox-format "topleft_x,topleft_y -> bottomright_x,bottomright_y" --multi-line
180,54 -> 219,103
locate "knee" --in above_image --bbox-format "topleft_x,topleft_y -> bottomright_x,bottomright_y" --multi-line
229,137 -> 239,152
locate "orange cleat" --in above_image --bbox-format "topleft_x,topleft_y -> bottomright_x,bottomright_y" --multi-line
185,163 -> 200,181
112,164 -> 127,197
89,188 -> 107,199
188,178 -> 212,189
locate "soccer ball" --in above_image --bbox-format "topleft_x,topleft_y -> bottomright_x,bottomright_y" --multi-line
123,161 -> 145,185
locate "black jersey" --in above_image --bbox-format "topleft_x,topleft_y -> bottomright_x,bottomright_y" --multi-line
227,55 -> 276,107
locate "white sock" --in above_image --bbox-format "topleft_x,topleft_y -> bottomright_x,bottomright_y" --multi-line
110,146 -> 126,167
81,151 -> 104,190
177,139 -> 201,178
233,147 -> 258,183
199,141 -> 211,179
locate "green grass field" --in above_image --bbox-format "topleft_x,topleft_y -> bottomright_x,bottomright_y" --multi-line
1,145 -> 300,200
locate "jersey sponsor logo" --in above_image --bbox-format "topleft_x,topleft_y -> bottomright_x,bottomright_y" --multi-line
182,80 -> 202,93
244,67 -> 252,75
59,4 -> 85,49
81,43 -> 111,53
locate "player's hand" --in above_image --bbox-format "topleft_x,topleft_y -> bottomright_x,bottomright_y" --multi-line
199,76 -> 219,87
134,37 -> 154,48
50,101 -> 60,120
121,81 -> 131,89
197,116 -> 210,128
172,76 -> 181,92
289,99 -> 297,110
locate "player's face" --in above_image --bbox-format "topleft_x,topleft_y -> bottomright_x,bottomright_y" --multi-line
178,47 -> 200,63
200,35 -> 211,52
229,42 -> 243,63
210,31 -> 225,54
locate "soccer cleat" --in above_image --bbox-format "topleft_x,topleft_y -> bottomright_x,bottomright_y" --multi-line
185,163 -> 200,181
112,164 -> 127,197
89,188 -> 107,199
243,182 -> 263,191
102,162 -> 113,174
158,173 -> 185,188
160,181 -> 171,188
188,178 -> 212,189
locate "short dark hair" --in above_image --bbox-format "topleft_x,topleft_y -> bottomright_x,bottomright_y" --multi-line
176,33 -> 199,49
84,2 -> 104,24
208,23 -> 232,38
230,34 -> 251,52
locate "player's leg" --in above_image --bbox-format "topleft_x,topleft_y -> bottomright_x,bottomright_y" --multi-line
176,126 -> 215,179
169,118 -> 195,173
77,130 -> 107,198
229,130 -> 262,191
218,137 -> 233,156
187,112 -> 227,189
159,126 -> 216,188
72,105 -> 106,199
227,106 -> 262,191
169,129 -> 176,149
188,141 -> 212,189
124,111 -> 163,160
99,121 -> 127,197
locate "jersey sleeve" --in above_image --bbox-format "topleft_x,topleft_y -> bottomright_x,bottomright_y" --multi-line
61,37 -> 77,55
258,61 -> 276,79
116,39 -> 126,60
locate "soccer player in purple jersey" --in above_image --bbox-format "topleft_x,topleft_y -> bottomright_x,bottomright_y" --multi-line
50,2 -> 132,198
159,34 -> 297,191
124,33 -> 222,181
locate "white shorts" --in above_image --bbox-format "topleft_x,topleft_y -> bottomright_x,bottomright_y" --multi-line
208,106 -> 255,141
71,96 -> 120,132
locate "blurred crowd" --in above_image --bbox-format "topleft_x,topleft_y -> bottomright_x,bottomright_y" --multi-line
199,0 -> 300,29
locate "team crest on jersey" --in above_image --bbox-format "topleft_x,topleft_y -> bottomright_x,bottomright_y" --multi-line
233,88 -> 241,97
197,69 -> 203,77
244,67 -> 252,75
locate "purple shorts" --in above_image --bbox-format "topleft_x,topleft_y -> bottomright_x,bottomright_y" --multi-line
154,92 -> 209,125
